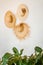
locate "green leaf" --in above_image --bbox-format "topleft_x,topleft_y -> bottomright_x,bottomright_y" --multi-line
8,57 -> 16,65
35,53 -> 43,65
0,60 -> 1,64
2,53 -> 12,65
19,60 -> 22,65
35,46 -> 42,53
1,46 -> 43,65
20,49 -> 24,55
41,53 -> 43,64
22,56 -> 27,65
27,54 -> 35,65
12,47 -> 19,56
35,54 -> 41,63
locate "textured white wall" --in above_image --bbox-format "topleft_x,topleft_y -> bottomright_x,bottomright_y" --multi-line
0,0 -> 43,58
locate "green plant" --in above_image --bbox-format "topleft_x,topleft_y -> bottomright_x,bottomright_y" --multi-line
0,46 -> 43,65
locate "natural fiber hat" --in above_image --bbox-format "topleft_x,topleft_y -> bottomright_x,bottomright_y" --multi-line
13,23 -> 30,39
4,11 -> 16,28
17,4 -> 29,21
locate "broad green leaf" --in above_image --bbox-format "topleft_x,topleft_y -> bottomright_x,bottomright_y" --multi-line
20,49 -> 24,55
8,57 -> 15,65
35,46 -> 42,53
27,54 -> 35,65
12,47 -> 19,56
2,53 -> 12,65
19,60 -> 22,65
35,53 -> 41,63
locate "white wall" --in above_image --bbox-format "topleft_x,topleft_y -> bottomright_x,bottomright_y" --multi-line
0,0 -> 43,58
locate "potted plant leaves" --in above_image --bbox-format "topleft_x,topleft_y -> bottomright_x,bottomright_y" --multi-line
0,46 -> 43,65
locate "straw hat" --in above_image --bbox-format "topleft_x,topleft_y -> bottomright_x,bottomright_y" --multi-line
4,11 -> 16,28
